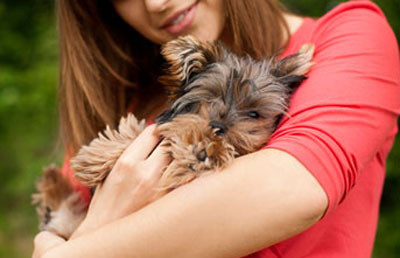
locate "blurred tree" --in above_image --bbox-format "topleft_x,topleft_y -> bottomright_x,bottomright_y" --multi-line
0,0 -> 59,257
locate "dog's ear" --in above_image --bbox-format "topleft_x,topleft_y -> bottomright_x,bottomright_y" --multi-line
159,35 -> 221,101
272,44 -> 315,90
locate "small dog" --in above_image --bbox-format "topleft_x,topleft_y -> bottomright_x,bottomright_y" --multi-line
33,36 -> 314,238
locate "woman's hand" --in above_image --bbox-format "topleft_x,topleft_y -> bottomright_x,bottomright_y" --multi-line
72,124 -> 170,238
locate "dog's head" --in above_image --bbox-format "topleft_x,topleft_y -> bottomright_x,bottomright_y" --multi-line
156,36 -> 314,189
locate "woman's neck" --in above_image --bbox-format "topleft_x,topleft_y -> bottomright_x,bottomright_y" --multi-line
283,13 -> 304,38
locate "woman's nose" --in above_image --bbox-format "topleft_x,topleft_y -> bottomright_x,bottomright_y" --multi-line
144,0 -> 169,13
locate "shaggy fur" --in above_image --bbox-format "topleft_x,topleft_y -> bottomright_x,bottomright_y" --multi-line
71,115 -> 147,186
33,36 -> 314,238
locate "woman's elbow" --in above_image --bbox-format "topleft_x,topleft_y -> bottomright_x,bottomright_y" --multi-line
301,180 -> 328,224
259,148 -> 329,224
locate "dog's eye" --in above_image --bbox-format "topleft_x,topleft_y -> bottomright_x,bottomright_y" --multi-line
248,111 -> 260,119
180,102 -> 196,114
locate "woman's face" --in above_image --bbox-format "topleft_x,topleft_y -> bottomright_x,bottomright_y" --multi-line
112,0 -> 226,44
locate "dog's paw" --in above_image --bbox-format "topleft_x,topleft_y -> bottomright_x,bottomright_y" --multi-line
71,113 -> 147,187
32,164 -> 87,239
42,192 -> 87,239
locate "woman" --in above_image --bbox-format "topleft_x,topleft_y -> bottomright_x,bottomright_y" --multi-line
33,0 -> 400,257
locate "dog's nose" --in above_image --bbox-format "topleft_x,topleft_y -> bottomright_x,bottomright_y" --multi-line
196,149 -> 207,162
209,121 -> 228,136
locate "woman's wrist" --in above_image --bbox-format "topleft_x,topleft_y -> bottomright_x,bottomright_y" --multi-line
69,211 -> 112,239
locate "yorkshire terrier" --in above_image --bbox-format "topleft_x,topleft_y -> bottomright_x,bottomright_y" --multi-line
33,36 -> 314,239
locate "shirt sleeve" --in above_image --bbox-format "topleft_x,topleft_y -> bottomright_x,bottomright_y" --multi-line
265,2 -> 400,213
61,154 -> 91,204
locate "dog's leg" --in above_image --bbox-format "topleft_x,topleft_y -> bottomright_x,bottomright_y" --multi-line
32,164 -> 87,239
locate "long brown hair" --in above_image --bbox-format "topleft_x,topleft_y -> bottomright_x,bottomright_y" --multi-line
57,0 -> 289,154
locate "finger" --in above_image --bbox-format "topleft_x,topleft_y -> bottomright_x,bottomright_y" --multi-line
33,231 -> 65,257
119,124 -> 160,162
146,140 -> 172,173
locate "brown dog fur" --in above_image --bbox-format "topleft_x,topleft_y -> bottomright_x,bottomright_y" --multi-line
32,165 -> 87,239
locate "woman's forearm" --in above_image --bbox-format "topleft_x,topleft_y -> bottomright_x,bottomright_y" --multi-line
45,148 -> 328,258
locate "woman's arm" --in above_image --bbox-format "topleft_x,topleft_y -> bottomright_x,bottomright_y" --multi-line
42,148 -> 327,258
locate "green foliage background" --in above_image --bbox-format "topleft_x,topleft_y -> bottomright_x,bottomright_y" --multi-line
0,0 -> 398,257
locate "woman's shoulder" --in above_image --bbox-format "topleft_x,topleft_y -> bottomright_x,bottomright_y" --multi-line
285,1 -> 398,59
318,0 -> 386,23
311,0 -> 395,45
287,0 -> 398,73
308,1 -> 399,76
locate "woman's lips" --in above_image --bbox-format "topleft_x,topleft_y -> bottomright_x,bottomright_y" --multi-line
162,2 -> 198,35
